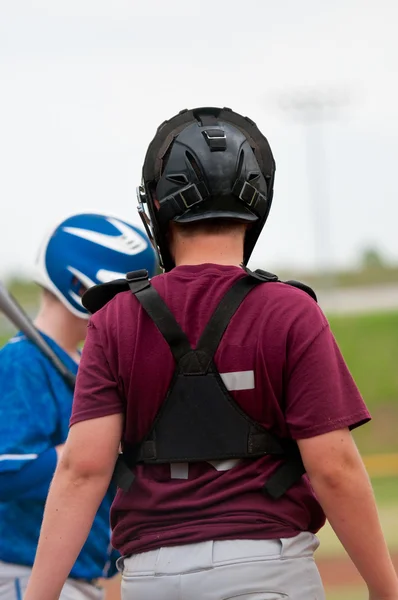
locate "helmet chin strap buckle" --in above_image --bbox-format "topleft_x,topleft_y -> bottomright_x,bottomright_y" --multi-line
179,182 -> 208,209
137,186 -> 155,243
232,179 -> 267,210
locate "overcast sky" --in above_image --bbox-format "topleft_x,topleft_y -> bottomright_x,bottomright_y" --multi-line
1,0 -> 398,278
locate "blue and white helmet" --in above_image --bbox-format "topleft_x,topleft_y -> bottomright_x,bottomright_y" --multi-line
33,213 -> 157,318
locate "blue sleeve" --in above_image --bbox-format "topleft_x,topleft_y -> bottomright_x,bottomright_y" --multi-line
0,342 -> 60,479
0,447 -> 57,502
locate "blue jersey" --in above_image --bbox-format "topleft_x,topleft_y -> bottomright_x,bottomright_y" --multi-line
0,332 -> 118,580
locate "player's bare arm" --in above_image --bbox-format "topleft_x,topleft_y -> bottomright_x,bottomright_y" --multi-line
298,429 -> 398,600
24,413 -> 123,600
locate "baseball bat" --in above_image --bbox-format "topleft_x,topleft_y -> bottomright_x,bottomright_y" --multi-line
0,282 -> 76,389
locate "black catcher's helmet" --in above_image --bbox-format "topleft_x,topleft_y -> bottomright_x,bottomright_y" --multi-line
137,106 -> 276,271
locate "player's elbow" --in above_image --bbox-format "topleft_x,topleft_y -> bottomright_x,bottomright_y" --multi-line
59,450 -> 111,482
307,456 -> 362,492
298,427 -> 365,490
59,414 -> 122,482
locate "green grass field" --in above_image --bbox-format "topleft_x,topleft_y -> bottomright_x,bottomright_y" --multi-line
328,311 -> 398,411
327,311 -> 398,454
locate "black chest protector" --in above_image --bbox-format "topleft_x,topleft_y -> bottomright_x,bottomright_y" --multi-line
83,267 -> 317,500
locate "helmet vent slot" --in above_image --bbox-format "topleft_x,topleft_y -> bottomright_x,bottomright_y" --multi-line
185,151 -> 203,181
160,140 -> 175,175
166,174 -> 188,185
236,150 -> 244,179
248,172 -> 260,182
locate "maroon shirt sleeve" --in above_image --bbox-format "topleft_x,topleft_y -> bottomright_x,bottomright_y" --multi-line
70,319 -> 123,427
285,301 -> 371,439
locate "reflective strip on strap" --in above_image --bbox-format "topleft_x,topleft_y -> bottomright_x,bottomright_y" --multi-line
220,370 -> 255,391
208,459 -> 242,471
170,463 -> 189,479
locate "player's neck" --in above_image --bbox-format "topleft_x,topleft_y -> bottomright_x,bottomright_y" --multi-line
172,234 -> 244,268
34,301 -> 85,363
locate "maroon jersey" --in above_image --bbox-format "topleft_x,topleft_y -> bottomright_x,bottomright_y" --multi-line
71,264 -> 370,556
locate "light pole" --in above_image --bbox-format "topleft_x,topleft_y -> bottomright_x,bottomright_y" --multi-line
278,88 -> 349,287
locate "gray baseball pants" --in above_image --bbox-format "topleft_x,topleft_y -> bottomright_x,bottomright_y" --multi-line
118,532 -> 326,599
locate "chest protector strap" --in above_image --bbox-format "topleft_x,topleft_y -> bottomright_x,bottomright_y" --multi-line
117,269 -> 308,500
